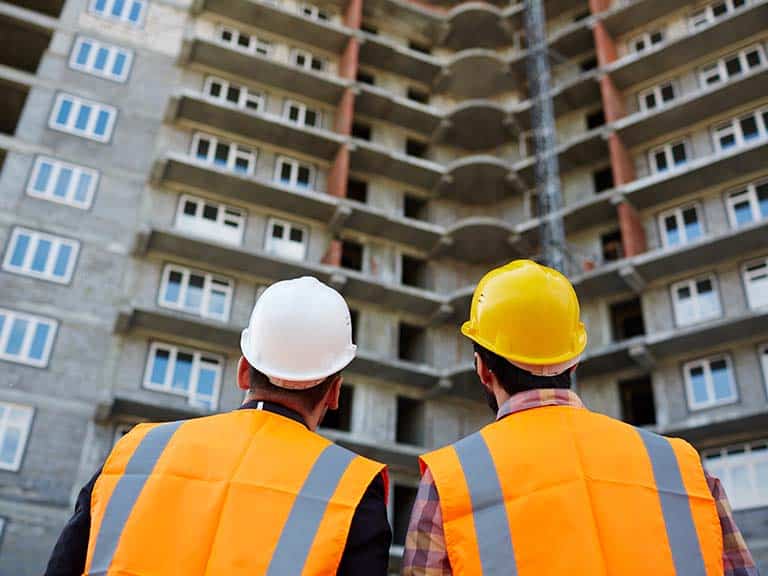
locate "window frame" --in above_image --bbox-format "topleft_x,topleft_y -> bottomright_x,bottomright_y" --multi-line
649,139 -> 690,174
689,0 -> 749,30
290,48 -> 326,72
49,93 -> 117,143
629,29 -> 665,54
69,36 -> 134,83
282,99 -> 321,128
264,217 -> 309,261
658,203 -> 704,248
26,156 -> 99,210
638,80 -> 677,112
3,227 -> 80,284
712,107 -> 768,153
158,264 -> 234,322
275,155 -> 316,189
683,355 -> 738,411
299,3 -> 329,20
0,402 -> 34,472
203,76 -> 265,113
88,0 -> 147,27
670,274 -> 722,327
698,44 -> 766,88
143,342 -> 223,409
742,257 -> 768,309
190,132 -> 257,176
175,194 -> 247,246
704,440 -> 768,511
218,26 -> 273,57
725,179 -> 768,228
0,308 -> 58,368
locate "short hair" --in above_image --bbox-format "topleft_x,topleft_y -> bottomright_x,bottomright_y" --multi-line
248,365 -> 338,413
473,343 -> 572,396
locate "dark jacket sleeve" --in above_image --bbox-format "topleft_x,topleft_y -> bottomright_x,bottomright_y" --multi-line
338,473 -> 392,576
44,468 -> 101,576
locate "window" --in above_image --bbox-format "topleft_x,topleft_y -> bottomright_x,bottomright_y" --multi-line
638,82 -> 676,112
352,121 -> 372,141
672,275 -> 722,326
175,194 -> 246,246
630,29 -> 664,53
290,48 -> 325,72
405,138 -> 428,158
726,180 -> 768,227
265,218 -> 308,261
0,402 -> 34,471
690,0 -> 748,30
743,257 -> 768,309
26,156 -> 98,209
204,76 -> 264,113
340,239 -> 364,271
699,45 -> 765,87
406,87 -> 429,104
0,308 -> 57,368
89,0 -> 146,26
600,229 -> 623,262
404,194 -> 428,220
347,178 -> 368,203
579,56 -> 598,72
159,264 -> 233,321
144,343 -> 222,409
592,166 -> 614,193
585,108 -> 605,129
356,71 -> 375,85
275,156 -> 315,189
69,36 -> 133,82
219,27 -> 273,57
704,441 -> 768,510
401,254 -> 428,288
320,384 -> 353,431
191,133 -> 256,175
300,3 -> 329,20
619,377 -> 656,426
659,204 -> 703,247
684,356 -> 736,410
283,100 -> 321,128
3,228 -> 79,284
399,322 -> 426,364
49,93 -> 117,143
649,140 -> 689,174
609,297 -> 645,341
396,396 -> 425,444
712,108 -> 768,152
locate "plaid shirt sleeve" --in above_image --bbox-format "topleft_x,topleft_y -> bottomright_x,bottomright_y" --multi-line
401,468 -> 451,576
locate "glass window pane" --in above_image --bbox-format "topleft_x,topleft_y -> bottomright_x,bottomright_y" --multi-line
209,82 -> 222,98
195,138 -> 210,159
33,161 -> 53,192
740,116 -> 759,141
150,349 -> 169,385
289,228 -> 303,243
76,41 -> 92,65
280,163 -> 292,182
683,208 -> 701,240
672,143 -> 687,164
733,199 -> 753,226
112,0 -> 126,17
650,31 -> 663,44
297,166 -> 311,187
75,105 -> 91,131
164,271 -> 182,303
757,183 -> 768,218
719,132 -> 736,149
664,215 -> 679,245
56,99 -> 73,126
94,47 -> 109,71
0,315 -> 5,338
654,151 -> 668,171
196,368 -> 216,398
112,52 -> 127,77
712,2 -> 727,17
689,366 -> 709,404
208,290 -> 227,317
184,274 -> 204,311
94,110 -> 111,137
0,428 -> 20,465
725,57 -> 742,77
94,0 -> 107,10
699,289 -> 721,319
28,323 -> 50,360
730,465 -> 751,504
661,84 -> 675,102
305,110 -> 317,126
234,156 -> 249,173
226,86 -> 239,104
53,244 -> 73,278
214,143 -> 229,165
10,234 -> 30,267
644,93 -> 657,109
746,50 -> 761,68
31,239 -> 52,273
289,106 -> 300,121
202,204 -> 218,221
54,168 -> 73,198
710,361 -> 733,400
172,352 -> 193,391
6,318 -> 29,356
183,200 -> 197,215
75,173 -> 93,204
128,0 -> 142,23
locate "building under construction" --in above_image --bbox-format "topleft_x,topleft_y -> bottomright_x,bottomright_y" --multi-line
0,0 -> 766,572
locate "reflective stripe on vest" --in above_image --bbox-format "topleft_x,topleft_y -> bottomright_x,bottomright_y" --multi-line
89,421 -> 183,575
637,428 -> 707,576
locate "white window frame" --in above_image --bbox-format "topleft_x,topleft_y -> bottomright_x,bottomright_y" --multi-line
684,355 -> 738,410
283,99 -> 321,128
218,26 -> 273,57
275,155 -> 316,189
658,203 -> 704,248
761,344 -> 768,392
175,194 -> 246,246
158,264 -> 234,321
629,29 -> 664,54
143,342 -> 223,409
26,156 -> 98,210
699,44 -> 766,88
743,257 -> 768,309
3,228 -> 80,284
712,107 -> 768,153
299,3 -> 329,20
203,76 -> 265,113
0,402 -> 34,472
649,139 -> 690,174
265,217 -> 309,261
704,440 -> 768,511
190,133 -> 256,176
689,0 -> 749,30
671,274 -> 722,327
88,0 -> 147,27
726,179 -> 768,228
49,93 -> 117,143
0,308 -> 58,368
638,81 -> 677,112
290,48 -> 326,72
69,36 -> 133,83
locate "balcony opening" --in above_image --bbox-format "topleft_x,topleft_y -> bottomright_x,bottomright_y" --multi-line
360,22 -> 378,35
320,384 -> 354,431
610,297 -> 645,341
393,484 -> 418,546
408,40 -> 431,55
406,87 -> 429,104
600,229 -> 623,262
6,0 -> 64,17
580,56 -> 598,73
356,70 -> 375,85
0,16 -> 52,74
340,239 -> 364,271
405,138 -> 428,159
347,178 -> 368,203
592,166 -> 614,193
619,376 -> 656,426
401,254 -> 428,288
396,396 -> 425,445
349,308 -> 359,342
0,80 -> 28,135
352,121 -> 372,141
404,194 -> 428,221
398,322 -> 427,364
586,108 -> 605,130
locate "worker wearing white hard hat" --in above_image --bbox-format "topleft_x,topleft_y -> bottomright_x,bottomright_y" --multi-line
46,276 -> 391,576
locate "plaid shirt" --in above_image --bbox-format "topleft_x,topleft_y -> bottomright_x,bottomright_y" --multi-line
402,389 -> 758,576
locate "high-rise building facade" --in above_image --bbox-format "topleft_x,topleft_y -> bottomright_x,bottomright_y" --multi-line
0,0 -> 766,572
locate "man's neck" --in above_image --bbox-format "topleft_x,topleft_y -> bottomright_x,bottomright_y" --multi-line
241,395 -> 319,431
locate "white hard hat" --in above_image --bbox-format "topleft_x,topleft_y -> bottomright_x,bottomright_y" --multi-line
240,276 -> 356,389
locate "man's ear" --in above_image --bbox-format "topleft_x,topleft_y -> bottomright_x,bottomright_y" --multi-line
237,356 -> 250,391
326,375 -> 342,410
474,353 -> 494,392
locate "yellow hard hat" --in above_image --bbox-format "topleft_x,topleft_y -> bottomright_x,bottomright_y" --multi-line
461,260 -> 587,375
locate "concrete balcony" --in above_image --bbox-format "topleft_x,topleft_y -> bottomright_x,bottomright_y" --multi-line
516,127 -> 607,183
349,139 -> 443,190
662,407 -> 768,447
194,0 -> 352,53
340,203 -> 442,252
168,92 -> 345,161
548,18 -> 593,58
614,66 -> 768,148
436,49 -> 520,99
358,33 -> 442,83
599,0 -> 696,37
515,70 -> 601,130
437,100 -> 518,150
354,84 -> 441,135
180,37 -> 349,105
440,2 -> 512,50
577,337 -> 642,379
98,393 -> 211,423
606,0 -> 768,89
437,155 -> 524,204
437,217 -> 522,264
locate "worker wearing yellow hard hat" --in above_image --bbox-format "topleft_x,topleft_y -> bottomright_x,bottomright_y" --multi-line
402,259 -> 751,576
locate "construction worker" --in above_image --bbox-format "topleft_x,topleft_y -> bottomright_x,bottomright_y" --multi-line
45,276 -> 391,576
402,260 -> 758,576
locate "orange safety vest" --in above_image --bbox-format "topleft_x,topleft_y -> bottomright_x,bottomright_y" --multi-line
83,408 -> 387,575
420,405 -> 723,576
